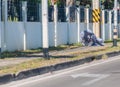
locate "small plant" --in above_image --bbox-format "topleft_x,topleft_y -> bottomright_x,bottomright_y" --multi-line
72,43 -> 83,47
102,54 -> 108,59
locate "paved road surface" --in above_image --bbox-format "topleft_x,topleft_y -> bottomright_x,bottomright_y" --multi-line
1,55 -> 120,87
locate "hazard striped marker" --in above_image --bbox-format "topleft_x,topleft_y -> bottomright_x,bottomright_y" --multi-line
92,9 -> 100,23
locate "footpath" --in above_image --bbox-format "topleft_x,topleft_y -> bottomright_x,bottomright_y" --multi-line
0,42 -> 120,84
0,44 -> 112,67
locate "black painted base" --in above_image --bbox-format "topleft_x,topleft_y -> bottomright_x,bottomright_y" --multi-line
43,48 -> 50,59
113,39 -> 117,47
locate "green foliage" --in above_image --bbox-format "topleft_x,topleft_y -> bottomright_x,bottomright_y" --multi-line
101,0 -> 114,9
18,0 -> 41,3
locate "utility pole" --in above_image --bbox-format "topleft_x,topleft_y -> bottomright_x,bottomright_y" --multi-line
113,0 -> 118,46
92,0 -> 101,38
42,0 -> 49,59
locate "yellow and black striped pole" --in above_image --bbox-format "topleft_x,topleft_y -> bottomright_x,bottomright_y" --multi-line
92,8 -> 101,38
92,9 -> 100,23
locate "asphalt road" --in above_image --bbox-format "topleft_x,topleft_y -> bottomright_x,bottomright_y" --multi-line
1,55 -> 120,87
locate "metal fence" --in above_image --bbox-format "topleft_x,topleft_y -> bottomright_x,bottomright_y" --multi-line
7,0 -> 22,21
0,0 -> 94,23
2,0 -> 120,24
48,6 -> 93,23
104,9 -> 120,23
0,0 -> 40,22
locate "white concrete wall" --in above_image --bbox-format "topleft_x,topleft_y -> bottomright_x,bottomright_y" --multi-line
1,22 -> 120,52
57,22 -> 68,45
1,22 -> 42,51
48,22 -> 55,47
105,23 -> 110,40
26,22 -> 42,49
3,22 -> 24,51
69,23 -> 78,44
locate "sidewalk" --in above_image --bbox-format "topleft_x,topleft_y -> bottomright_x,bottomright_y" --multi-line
0,44 -> 112,68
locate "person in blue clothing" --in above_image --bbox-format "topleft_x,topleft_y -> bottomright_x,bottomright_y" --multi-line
80,29 -> 104,46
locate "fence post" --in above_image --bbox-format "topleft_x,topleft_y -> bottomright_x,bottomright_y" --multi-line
2,0 -> 7,51
0,0 -> 1,56
101,10 -> 105,41
66,6 -> 70,44
85,7 -> 89,30
66,6 -> 70,22
39,4 -> 42,22
22,1 -> 27,51
118,9 -> 120,38
109,11 -> 112,40
77,7 -> 80,43
54,4 -> 58,47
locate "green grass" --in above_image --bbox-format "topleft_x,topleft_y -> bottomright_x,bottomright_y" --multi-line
1,49 -> 42,58
0,45 -> 120,75
104,38 -> 120,43
0,42 -> 120,75
1,41 -> 120,58
1,43 -> 83,58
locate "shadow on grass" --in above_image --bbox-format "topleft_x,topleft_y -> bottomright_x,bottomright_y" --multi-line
21,54 -> 76,59
0,45 -> 79,58
1,51 -> 76,59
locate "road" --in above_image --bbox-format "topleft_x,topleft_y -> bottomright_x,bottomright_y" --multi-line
1,55 -> 120,87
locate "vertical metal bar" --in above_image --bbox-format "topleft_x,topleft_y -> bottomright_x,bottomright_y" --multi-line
77,7 -> 80,43
114,0 -> 118,27
54,4 -> 57,47
0,0 -> 1,57
109,11 -> 112,40
2,0 -> 7,51
101,10 -> 105,41
39,4 -> 42,22
66,6 -> 70,44
85,8 -> 89,30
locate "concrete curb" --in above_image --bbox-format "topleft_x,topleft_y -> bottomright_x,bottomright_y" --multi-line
106,51 -> 120,57
15,66 -> 51,80
0,51 -> 120,84
0,74 -> 15,85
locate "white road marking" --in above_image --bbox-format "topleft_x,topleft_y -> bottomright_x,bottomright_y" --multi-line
1,55 -> 120,87
71,73 -> 110,86
83,74 -> 109,86
71,73 -> 101,78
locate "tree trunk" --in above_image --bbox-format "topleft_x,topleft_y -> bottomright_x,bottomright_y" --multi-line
66,0 -> 75,7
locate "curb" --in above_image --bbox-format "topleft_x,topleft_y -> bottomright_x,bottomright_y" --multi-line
0,74 -> 15,85
15,66 -> 50,80
0,51 -> 120,85
106,51 -> 120,57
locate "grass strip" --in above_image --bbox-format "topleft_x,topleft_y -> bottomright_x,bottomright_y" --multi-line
0,45 -> 120,75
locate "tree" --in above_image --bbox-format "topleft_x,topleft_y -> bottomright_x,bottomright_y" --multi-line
79,0 -> 91,7
66,0 -> 75,6
102,0 -> 113,9
7,0 -> 41,21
